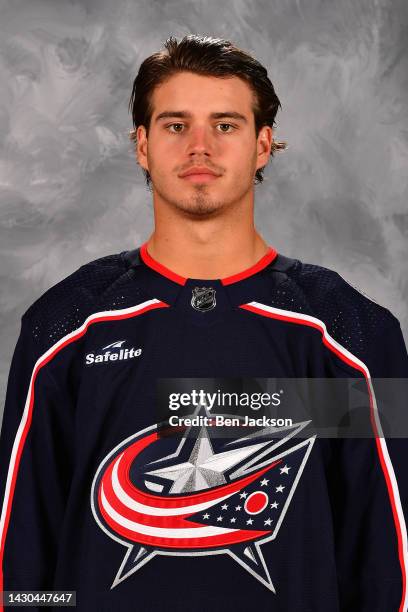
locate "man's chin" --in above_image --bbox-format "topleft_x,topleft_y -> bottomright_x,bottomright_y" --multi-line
163,190 -> 228,216
173,200 -> 225,218
152,183 -> 237,216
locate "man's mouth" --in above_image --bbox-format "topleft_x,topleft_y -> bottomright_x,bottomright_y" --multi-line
179,166 -> 221,182
180,173 -> 220,183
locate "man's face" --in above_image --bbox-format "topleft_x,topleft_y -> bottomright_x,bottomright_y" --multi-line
136,72 -> 272,217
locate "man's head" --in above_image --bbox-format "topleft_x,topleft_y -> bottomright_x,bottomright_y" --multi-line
129,35 -> 286,217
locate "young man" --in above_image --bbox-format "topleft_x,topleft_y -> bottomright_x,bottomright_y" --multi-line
0,34 -> 407,612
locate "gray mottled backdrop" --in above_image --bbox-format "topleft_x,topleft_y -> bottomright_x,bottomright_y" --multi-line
1,0 -> 407,415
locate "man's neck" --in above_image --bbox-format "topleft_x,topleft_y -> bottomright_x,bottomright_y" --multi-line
144,229 -> 270,281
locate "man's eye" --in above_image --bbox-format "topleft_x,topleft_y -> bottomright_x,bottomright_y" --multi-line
167,123 -> 184,133
217,123 -> 235,132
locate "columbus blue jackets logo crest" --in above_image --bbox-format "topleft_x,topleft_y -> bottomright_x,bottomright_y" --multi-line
90,407 -> 315,592
191,286 -> 216,311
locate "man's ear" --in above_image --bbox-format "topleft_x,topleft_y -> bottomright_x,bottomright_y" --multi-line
136,125 -> 149,171
256,125 -> 273,170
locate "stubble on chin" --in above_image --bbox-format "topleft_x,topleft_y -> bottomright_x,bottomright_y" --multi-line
159,184 -> 227,218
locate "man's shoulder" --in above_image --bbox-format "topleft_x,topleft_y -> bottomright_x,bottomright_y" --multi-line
272,253 -> 400,354
23,250 -> 129,317
284,255 -> 397,322
21,248 -> 143,350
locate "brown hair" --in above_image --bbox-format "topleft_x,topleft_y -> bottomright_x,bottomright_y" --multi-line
128,34 -> 287,187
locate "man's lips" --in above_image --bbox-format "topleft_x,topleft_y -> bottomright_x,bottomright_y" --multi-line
179,167 -> 221,182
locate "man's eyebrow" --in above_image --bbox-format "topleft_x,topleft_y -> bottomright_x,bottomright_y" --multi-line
154,111 -> 248,123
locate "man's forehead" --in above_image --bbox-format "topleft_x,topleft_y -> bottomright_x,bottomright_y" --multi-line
153,110 -> 249,123
150,72 -> 255,119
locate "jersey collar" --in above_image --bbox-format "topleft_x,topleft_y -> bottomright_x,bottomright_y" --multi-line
139,241 -> 278,286
125,242 -> 285,310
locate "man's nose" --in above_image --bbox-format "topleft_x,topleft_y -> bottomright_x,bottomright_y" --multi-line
186,126 -> 213,155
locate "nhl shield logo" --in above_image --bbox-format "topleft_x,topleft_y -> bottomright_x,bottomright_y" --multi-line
191,286 -> 216,311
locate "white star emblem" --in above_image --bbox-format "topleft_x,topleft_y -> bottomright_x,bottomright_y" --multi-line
240,491 -> 248,499
270,501 -> 279,509
235,505 -> 242,511
230,517 -> 237,523
276,485 -> 285,493
280,464 -> 291,475
145,425 -> 274,494
221,503 -> 228,510
217,515 -> 223,522
260,478 -> 269,486
202,513 -> 210,519
246,518 -> 254,525
264,518 -> 273,526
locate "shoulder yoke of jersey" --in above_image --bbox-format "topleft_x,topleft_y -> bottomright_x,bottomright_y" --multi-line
21,246 -> 398,360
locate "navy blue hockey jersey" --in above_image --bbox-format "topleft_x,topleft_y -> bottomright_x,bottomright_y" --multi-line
0,242 -> 407,611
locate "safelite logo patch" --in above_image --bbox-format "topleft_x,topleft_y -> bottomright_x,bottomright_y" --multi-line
85,340 -> 142,366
